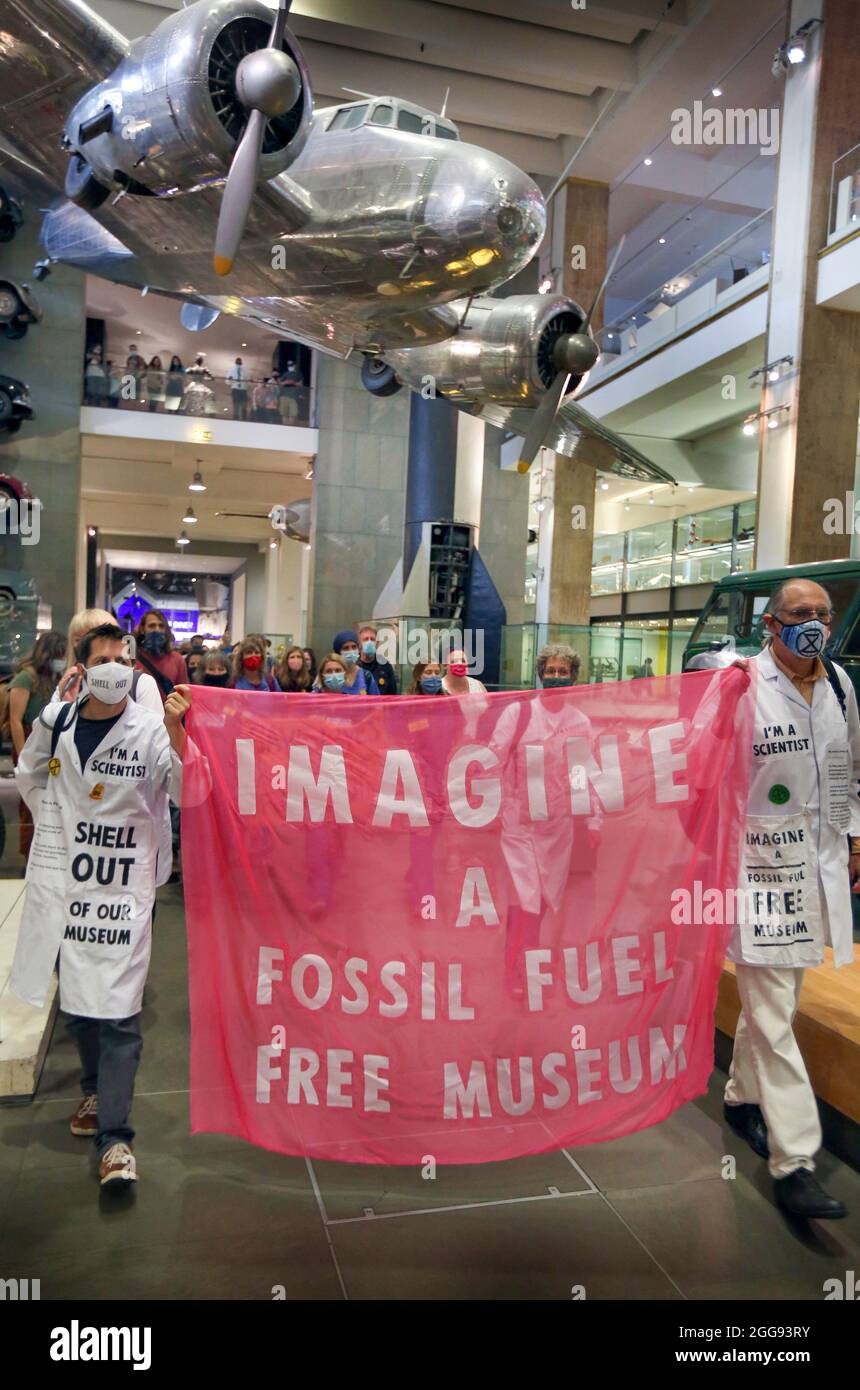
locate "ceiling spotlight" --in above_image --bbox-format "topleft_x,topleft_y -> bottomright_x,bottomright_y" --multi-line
711,86 -> 723,97
773,18 -> 820,76
241,342 -> 248,348
787,42 -> 806,64
538,275 -> 554,295
648,493 -> 655,505
189,469 -> 207,492
624,503 -> 631,511
768,367 -> 780,382
658,237 -> 667,245
87,526 -> 96,537
644,157 -> 653,167
176,530 -> 191,546
269,538 -> 278,549
767,416 -> 779,429
534,498 -> 547,513
742,420 -> 756,436
183,504 -> 198,524
599,478 -> 610,491
305,543 -> 311,551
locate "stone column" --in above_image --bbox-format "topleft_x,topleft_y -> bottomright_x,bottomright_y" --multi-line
0,212 -> 85,637
755,0 -> 860,568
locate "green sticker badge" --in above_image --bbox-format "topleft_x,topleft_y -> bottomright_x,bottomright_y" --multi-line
768,784 -> 791,806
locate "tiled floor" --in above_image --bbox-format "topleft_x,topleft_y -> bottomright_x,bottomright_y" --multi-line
1,882 -> 859,1301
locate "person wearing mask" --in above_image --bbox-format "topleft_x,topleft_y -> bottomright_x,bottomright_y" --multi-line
227,356 -> 249,421
313,653 -> 354,694
262,376 -> 280,423
133,609 -> 188,704
7,630 -> 67,861
722,579 -> 859,1220
276,645 -> 313,693
10,623 -> 192,1189
406,660 -> 444,696
125,343 -> 146,401
231,638 -> 277,691
187,649 -> 207,684
537,644 -> 580,689
106,360 -> 122,409
52,610 -> 160,716
165,355 -> 185,413
145,356 -> 166,412
332,631 -> 378,694
303,648 -> 317,683
277,363 -> 303,423
201,649 -> 231,687
84,347 -> 106,406
357,623 -> 398,695
442,648 -> 486,695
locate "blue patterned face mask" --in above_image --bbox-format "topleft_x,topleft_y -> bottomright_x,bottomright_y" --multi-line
323,671 -> 346,691
774,618 -> 826,659
420,675 -> 442,694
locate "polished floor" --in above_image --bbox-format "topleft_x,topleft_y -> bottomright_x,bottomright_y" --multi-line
1,882 -> 859,1301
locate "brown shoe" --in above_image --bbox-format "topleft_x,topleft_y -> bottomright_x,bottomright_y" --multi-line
70,1094 -> 98,1137
99,1142 -> 137,1187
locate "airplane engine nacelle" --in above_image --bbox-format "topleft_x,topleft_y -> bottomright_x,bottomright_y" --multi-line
382,295 -> 590,409
63,0 -> 313,200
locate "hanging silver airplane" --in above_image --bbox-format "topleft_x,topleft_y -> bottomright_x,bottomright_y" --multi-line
0,0 -> 674,484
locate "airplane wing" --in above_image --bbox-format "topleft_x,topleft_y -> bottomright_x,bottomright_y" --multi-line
476,398 -> 676,484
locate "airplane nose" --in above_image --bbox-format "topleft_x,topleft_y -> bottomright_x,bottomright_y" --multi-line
491,172 -> 545,258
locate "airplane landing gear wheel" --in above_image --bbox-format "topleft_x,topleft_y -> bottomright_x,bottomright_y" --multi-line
361,357 -> 402,397
64,154 -> 110,212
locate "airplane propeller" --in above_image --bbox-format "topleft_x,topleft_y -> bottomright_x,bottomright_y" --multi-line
213,0 -> 301,276
516,235 -> 626,474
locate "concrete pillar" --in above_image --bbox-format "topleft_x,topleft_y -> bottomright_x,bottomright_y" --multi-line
307,356 -> 410,656
545,176 -> 609,624
755,0 -> 860,568
0,212 -> 85,637
263,533 -> 305,644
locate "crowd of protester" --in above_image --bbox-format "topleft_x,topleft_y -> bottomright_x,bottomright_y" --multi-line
83,345 -> 307,423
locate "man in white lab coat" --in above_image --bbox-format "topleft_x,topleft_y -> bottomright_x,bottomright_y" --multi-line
723,580 -> 859,1219
11,623 -> 192,1189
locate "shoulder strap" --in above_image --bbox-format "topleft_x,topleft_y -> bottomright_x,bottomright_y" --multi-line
50,700 -> 76,758
135,651 -> 175,698
821,653 -> 847,721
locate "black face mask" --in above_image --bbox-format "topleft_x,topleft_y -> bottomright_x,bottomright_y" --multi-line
203,673 -> 230,687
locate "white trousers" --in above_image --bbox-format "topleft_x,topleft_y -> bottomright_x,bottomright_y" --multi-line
723,964 -> 821,1178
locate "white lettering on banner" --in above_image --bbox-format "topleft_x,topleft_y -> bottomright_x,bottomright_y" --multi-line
286,745 -> 353,823
525,935 -> 675,1011
648,722 -> 689,803
256,1045 -> 391,1111
233,715 -> 711,827
236,738 -> 256,814
371,749 -> 429,827
455,866 -> 500,928
566,736 -> 624,813
442,1026 -> 687,1118
291,954 -> 332,1010
447,745 -> 501,827
256,946 -> 284,1005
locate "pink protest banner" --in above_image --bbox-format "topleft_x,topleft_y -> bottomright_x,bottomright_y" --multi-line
181,667 -> 755,1164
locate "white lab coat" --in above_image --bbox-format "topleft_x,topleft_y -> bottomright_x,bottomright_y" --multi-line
728,646 -> 860,969
50,669 -> 172,883
491,693 -> 601,913
11,697 -> 183,1017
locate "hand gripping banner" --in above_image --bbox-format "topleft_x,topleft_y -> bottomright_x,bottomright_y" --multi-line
181,666 -> 755,1164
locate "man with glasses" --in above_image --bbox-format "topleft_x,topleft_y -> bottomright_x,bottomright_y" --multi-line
723,579 -> 860,1219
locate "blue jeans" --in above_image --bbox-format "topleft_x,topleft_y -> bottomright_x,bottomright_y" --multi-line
65,1013 -> 143,1155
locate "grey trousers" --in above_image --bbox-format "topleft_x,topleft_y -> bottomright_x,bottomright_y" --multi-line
65,1012 -> 143,1155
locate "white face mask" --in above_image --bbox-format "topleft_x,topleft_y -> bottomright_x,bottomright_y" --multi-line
84,661 -> 133,706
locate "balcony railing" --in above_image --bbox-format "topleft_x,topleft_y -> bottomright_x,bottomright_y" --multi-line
829,143 -> 860,246
82,370 -> 312,428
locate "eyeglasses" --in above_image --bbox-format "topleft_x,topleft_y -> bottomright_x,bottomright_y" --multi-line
780,607 -> 833,622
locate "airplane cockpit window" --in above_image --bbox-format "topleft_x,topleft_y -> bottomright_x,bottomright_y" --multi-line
328,103 -> 369,131
436,124 -> 458,140
370,104 -> 394,126
396,109 -> 425,134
